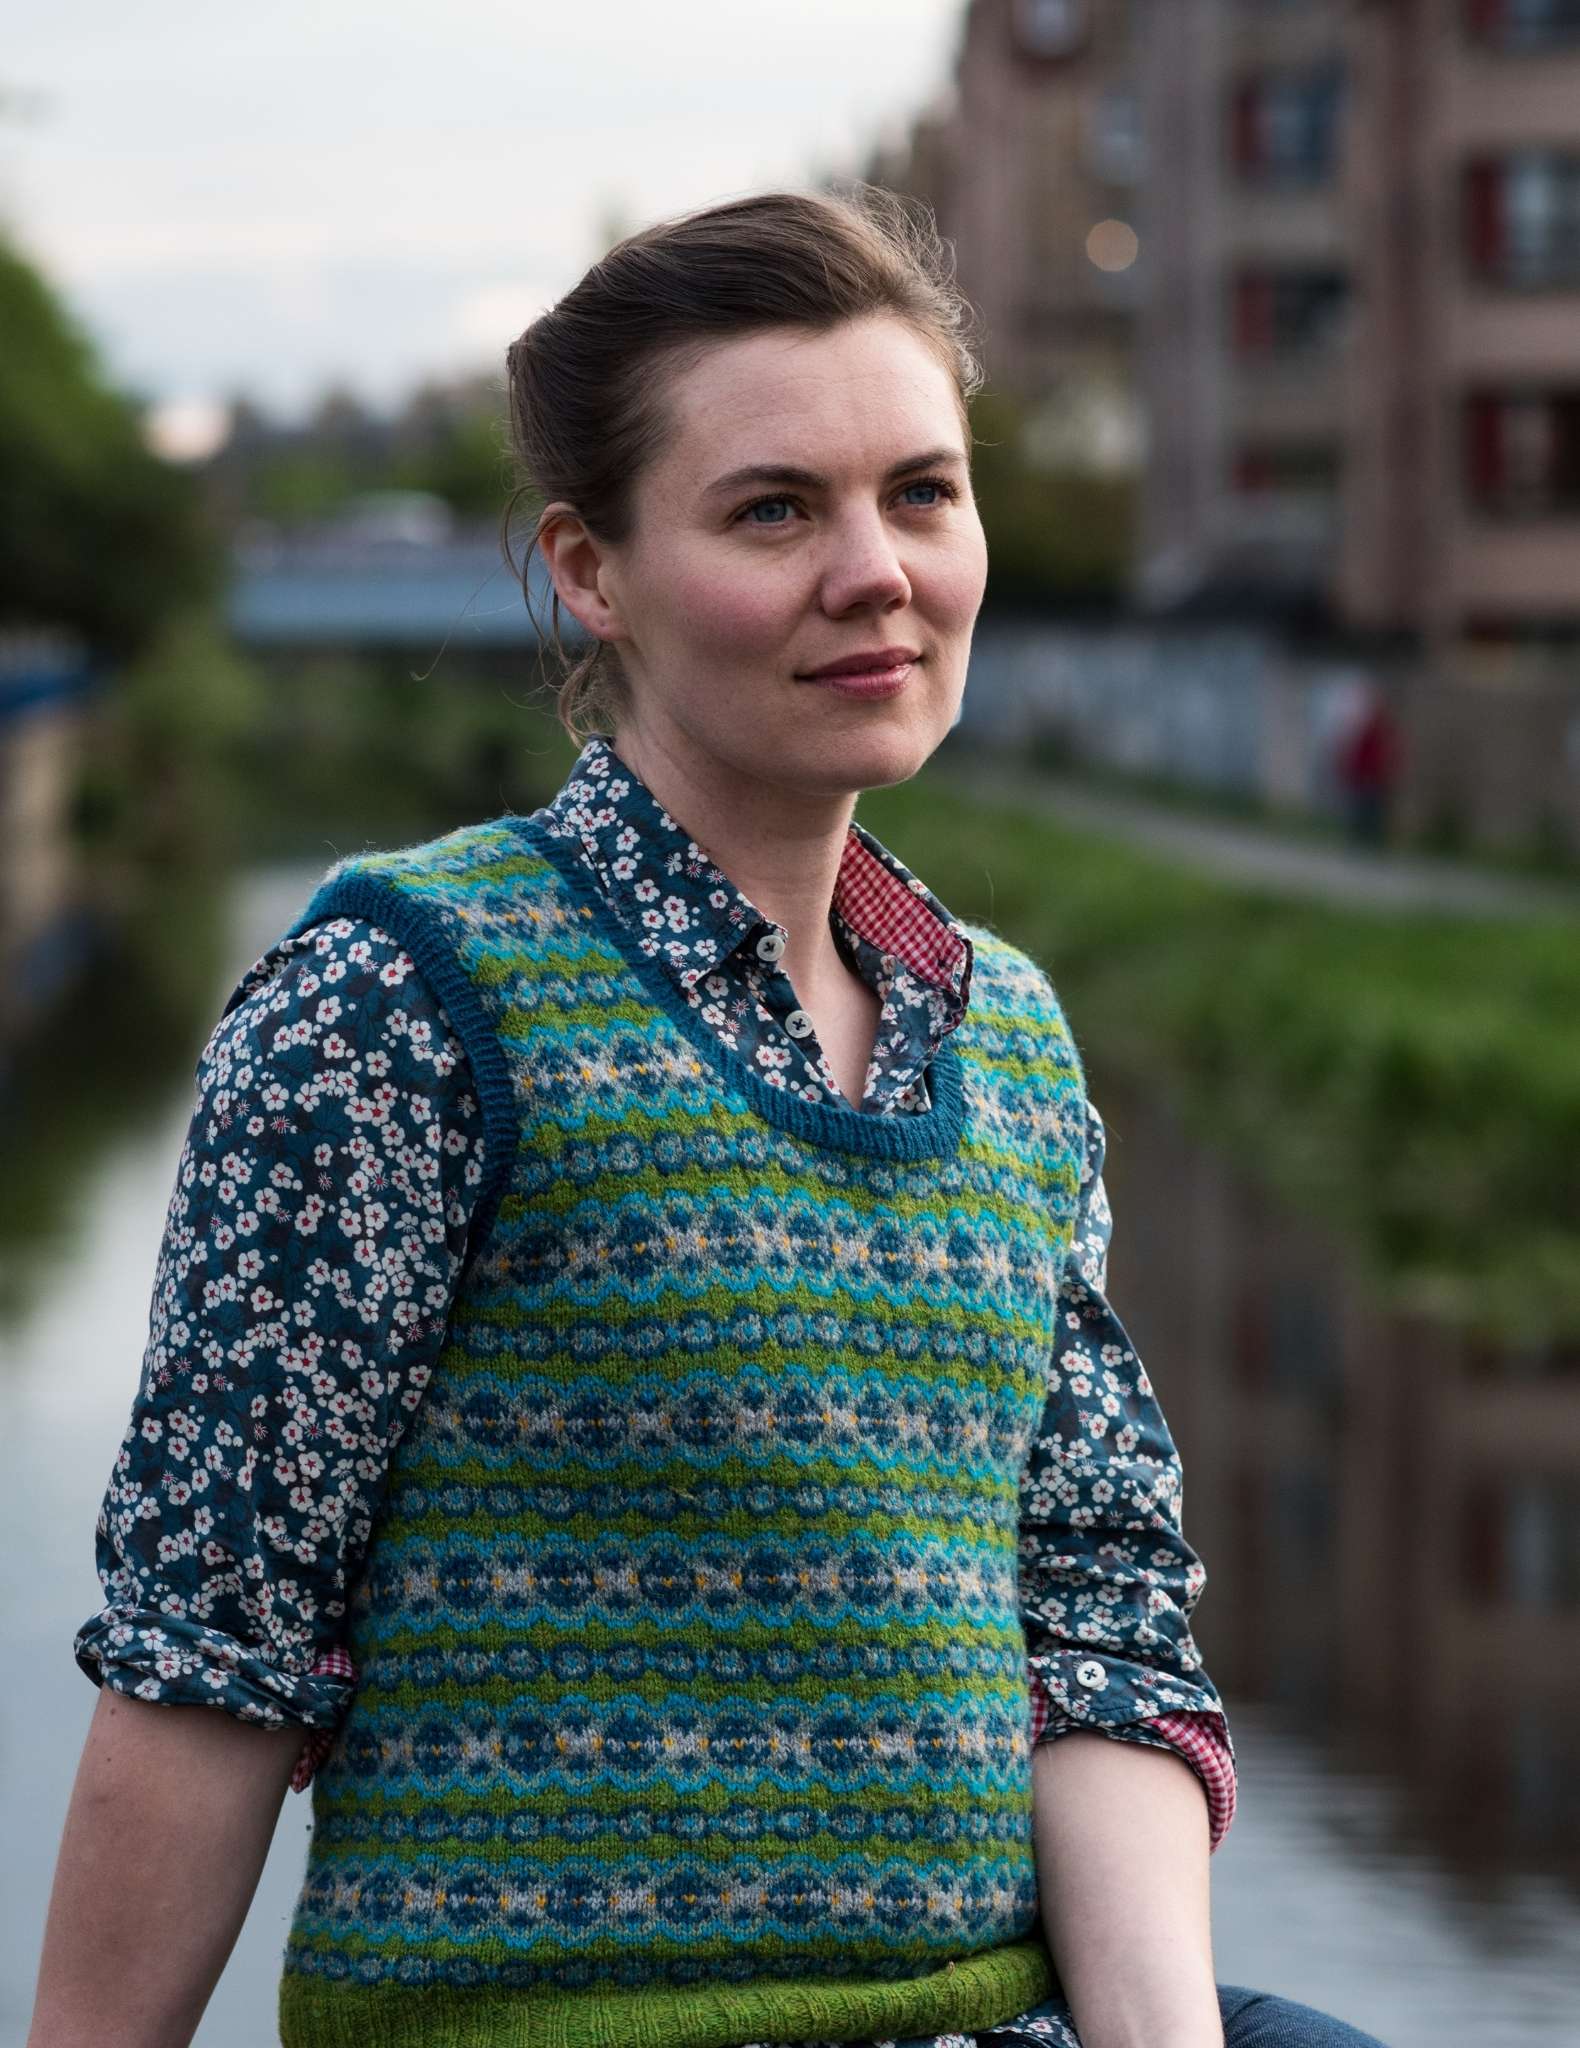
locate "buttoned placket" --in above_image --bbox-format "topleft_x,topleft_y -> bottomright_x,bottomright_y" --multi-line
749,925 -> 820,1055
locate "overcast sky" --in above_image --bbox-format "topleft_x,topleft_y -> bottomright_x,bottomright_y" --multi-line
3,1 -> 965,438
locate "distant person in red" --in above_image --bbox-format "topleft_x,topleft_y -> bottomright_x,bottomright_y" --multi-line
1335,682 -> 1403,848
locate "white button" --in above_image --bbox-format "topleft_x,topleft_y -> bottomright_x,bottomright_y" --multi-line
784,1008 -> 814,1039
1074,1659 -> 1108,1692
755,930 -> 786,963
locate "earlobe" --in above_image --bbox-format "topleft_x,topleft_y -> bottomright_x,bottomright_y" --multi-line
537,504 -> 623,644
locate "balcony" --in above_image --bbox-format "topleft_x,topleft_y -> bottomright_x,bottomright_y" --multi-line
1453,291 -> 1580,379
1448,40 -> 1580,144
1447,519 -> 1580,618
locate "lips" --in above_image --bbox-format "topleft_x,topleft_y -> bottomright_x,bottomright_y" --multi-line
796,647 -> 921,680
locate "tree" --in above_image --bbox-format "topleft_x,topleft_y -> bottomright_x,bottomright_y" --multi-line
0,234 -> 217,652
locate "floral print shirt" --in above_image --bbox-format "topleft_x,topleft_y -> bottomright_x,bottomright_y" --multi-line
74,735 -> 1235,2042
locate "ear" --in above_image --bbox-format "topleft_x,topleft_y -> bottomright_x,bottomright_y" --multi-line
536,503 -> 626,644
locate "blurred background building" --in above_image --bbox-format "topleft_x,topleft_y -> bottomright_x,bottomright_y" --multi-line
872,0 -> 1580,856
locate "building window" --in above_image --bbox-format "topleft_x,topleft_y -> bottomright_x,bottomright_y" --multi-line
1232,270 -> 1349,358
1461,1477 -> 1580,1610
1231,65 -> 1345,187
1466,0 -> 1580,52
1014,0 -> 1089,57
1465,391 -> 1580,515
1088,87 -> 1146,185
1466,154 -> 1580,288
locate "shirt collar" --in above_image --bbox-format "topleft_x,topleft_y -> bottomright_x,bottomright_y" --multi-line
540,734 -> 973,1013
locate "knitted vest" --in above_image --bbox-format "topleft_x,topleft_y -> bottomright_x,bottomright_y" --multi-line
274,809 -> 1088,2048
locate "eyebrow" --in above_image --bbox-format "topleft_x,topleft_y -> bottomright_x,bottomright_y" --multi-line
702,446 -> 969,497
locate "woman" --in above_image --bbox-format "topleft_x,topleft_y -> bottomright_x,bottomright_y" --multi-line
30,189 -> 1384,2048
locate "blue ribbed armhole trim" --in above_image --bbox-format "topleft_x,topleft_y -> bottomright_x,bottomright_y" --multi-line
280,874 -> 519,1282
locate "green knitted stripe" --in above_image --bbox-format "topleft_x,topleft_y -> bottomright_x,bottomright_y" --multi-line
342,1662 -> 1028,1716
374,848 -> 553,890
470,942 -> 630,984
350,1613 -> 1027,1660
953,1043 -> 1081,1087
379,1496 -> 1023,1548
278,1936 -> 1054,2048
314,1776 -> 1030,1825
499,1164 -> 1067,1235
497,995 -> 677,1039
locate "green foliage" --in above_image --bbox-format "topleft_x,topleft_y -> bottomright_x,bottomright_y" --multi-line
390,405 -> 513,518
73,610 -> 268,861
861,764 -> 1580,1345
0,235 -> 217,651
967,389 -> 1134,607
251,448 -> 363,525
222,652 -> 575,856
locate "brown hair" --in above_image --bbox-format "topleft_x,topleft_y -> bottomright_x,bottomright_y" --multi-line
501,183 -> 985,746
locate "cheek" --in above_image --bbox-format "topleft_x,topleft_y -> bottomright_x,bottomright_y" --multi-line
659,554 -> 802,660
925,524 -> 990,625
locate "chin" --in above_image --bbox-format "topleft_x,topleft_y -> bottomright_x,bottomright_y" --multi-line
795,717 -> 942,793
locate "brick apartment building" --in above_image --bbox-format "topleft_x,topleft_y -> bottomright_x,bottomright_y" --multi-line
1139,0 -> 1580,844
1142,0 -> 1580,643
877,0 -> 1580,851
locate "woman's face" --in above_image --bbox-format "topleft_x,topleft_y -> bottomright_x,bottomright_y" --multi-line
588,313 -> 988,804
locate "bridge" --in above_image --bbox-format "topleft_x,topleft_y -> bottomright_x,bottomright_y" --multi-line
225,522 -> 576,653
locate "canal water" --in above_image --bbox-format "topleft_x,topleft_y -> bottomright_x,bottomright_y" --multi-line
3,863 -> 1578,2046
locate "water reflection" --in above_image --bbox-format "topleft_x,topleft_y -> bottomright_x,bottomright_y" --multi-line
1,872 -> 1578,2046
1093,1069 -> 1580,1904
0,864 -> 328,2048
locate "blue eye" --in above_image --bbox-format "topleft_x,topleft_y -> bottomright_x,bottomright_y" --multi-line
902,481 -> 943,506
744,498 -> 794,525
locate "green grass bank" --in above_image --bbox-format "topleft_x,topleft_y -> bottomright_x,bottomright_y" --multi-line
861,764 -> 1580,1350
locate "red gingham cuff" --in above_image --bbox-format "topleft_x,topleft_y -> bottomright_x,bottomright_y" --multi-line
1027,1668 -> 1238,1853
289,1647 -> 358,1794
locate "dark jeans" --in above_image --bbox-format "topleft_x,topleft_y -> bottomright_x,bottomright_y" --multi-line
1216,1985 -> 1386,2046
961,1982 -> 1388,2046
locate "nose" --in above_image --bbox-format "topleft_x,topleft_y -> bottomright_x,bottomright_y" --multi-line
818,507 -> 912,616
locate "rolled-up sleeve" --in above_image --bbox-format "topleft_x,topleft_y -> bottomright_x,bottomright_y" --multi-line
74,915 -> 485,1750
1019,1095 -> 1236,1842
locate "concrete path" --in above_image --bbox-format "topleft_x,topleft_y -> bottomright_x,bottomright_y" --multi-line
942,758 -> 1580,920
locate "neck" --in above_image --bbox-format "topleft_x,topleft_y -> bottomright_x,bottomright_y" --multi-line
605,725 -> 859,991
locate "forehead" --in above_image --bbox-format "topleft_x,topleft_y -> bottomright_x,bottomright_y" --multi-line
651,316 -> 967,488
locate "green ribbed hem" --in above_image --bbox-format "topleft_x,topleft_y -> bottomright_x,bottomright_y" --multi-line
278,1937 -> 1054,2047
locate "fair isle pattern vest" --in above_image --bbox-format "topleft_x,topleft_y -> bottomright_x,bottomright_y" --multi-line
274,808 -> 1088,2048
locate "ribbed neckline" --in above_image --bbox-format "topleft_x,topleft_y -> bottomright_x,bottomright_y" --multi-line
505,810 -> 969,1165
